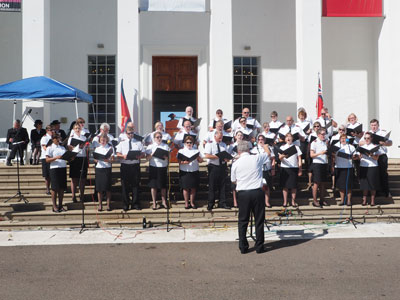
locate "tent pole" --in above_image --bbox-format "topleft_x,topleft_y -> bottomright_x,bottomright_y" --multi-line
74,99 -> 79,118
13,100 -> 16,123
91,103 -> 98,131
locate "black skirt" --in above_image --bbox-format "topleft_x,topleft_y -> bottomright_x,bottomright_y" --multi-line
360,166 -> 381,191
50,168 -> 67,191
179,170 -> 199,189
279,167 -> 298,189
148,166 -> 168,189
335,168 -> 354,190
95,168 -> 112,192
69,157 -> 88,179
312,163 -> 328,183
41,158 -> 50,178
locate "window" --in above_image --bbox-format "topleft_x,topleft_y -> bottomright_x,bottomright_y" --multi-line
88,55 -> 116,136
233,57 -> 259,121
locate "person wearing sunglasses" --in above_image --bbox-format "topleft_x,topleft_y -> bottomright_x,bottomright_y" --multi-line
234,117 -> 254,142
314,107 -> 337,138
329,125 -> 347,190
146,131 -> 170,210
268,111 -> 283,135
357,132 -> 385,206
310,128 -> 329,207
116,127 -> 145,211
208,109 -> 230,132
174,120 -> 199,149
306,121 -> 322,190
118,121 -> 134,143
177,136 -> 204,209
232,107 -> 261,133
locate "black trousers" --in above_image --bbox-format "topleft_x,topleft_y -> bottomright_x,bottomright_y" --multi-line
120,163 -> 141,209
378,154 -> 390,195
8,145 -> 24,162
207,164 -> 227,207
237,188 -> 265,251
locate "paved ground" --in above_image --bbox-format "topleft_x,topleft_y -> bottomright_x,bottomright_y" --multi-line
1,237 -> 400,299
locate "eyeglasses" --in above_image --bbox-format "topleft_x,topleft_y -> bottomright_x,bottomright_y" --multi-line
127,132 -> 134,135
186,142 -> 193,144
313,125 -> 320,128
155,136 -> 162,139
339,129 -> 345,131
365,137 -> 371,140
243,111 -> 250,114
270,115 -> 277,118
217,112 -> 222,115
240,121 -> 246,123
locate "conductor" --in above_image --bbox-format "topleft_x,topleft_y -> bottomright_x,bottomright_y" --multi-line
231,141 -> 270,254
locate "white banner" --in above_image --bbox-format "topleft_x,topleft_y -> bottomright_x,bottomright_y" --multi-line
140,0 -> 206,12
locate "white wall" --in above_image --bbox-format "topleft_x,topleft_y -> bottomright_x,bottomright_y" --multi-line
322,17 -> 382,131
232,0 -> 297,124
378,0 -> 400,158
49,0 -> 117,132
0,11 -> 22,137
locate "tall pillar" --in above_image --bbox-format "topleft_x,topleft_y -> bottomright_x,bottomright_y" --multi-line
22,0 -> 50,126
117,0 -> 140,135
209,0 -> 233,121
296,0 -> 322,117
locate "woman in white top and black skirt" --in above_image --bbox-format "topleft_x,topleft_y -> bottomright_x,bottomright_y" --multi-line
177,136 -> 203,209
146,131 -> 170,210
45,134 -> 67,213
250,134 -> 275,208
306,121 -> 321,190
332,134 -> 358,206
310,128 -> 329,207
358,132 -> 384,206
279,133 -> 302,207
93,133 -> 114,211
67,123 -> 88,203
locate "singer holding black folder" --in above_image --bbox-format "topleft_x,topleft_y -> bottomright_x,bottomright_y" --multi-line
357,132 -> 385,206
67,123 -> 88,203
45,134 -> 67,213
204,131 -> 231,211
93,133 -> 114,211
146,131 -> 170,210
116,127 -> 145,211
177,136 -> 203,209
332,134 -> 358,206
278,133 -> 302,207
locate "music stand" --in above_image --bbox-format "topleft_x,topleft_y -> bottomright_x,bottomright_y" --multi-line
5,141 -> 28,204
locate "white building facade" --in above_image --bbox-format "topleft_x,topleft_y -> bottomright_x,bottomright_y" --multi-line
0,0 -> 399,157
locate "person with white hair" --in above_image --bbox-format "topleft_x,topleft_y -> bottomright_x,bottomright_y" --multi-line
92,123 -> 115,148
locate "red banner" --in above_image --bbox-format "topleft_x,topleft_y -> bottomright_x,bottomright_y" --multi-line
323,0 -> 382,17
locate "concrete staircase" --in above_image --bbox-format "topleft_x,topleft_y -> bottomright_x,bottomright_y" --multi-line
0,160 -> 399,230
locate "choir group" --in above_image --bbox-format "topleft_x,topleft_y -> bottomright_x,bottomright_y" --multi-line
11,105 -> 393,213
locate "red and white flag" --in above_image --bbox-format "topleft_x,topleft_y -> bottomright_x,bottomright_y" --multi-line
120,79 -> 132,132
316,74 -> 324,118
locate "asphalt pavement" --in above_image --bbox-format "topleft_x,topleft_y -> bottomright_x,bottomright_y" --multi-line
1,238 -> 400,300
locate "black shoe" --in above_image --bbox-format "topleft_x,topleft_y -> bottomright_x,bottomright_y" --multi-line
6,161 -> 12,166
123,207 -> 129,212
240,248 -> 248,254
256,246 -> 266,254
72,196 -> 77,203
20,161 -> 24,166
132,205 -> 141,211
46,190 -> 51,195
207,206 -> 213,211
218,204 -> 231,210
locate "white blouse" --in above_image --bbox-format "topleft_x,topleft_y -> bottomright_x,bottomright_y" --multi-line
177,147 -> 202,172
146,143 -> 170,168
46,143 -> 67,169
310,139 -> 328,164
94,144 -> 114,169
67,132 -> 87,157
335,144 -> 356,169
279,144 -> 302,168
358,143 -> 384,167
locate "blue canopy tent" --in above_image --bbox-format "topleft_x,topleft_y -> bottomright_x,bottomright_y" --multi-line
0,76 -> 94,125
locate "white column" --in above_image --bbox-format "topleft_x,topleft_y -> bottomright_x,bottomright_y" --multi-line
22,0 -> 51,132
209,0 -> 233,121
296,0 -> 322,117
378,0 -> 400,158
117,0 -> 140,134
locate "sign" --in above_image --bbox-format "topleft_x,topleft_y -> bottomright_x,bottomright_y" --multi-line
140,0 -> 205,12
0,0 -> 21,12
323,0 -> 382,17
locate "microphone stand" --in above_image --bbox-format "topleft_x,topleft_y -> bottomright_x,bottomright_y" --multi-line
342,141 -> 363,229
5,141 -> 28,204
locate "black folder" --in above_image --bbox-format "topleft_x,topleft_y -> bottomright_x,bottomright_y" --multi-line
346,124 -> 363,135
152,147 -> 169,160
222,135 -> 233,144
61,150 -> 78,162
336,151 -> 353,159
46,139 -> 53,147
270,127 -> 280,134
126,150 -> 141,160
111,140 -> 119,147
371,131 -> 391,145
70,138 -> 86,147
302,123 -> 310,133
177,152 -> 200,162
292,132 -> 300,141
278,133 -> 286,140
133,133 -> 143,142
276,145 -> 298,158
212,120 -> 217,129
357,146 -> 380,156
246,120 -> 255,130
242,133 -> 251,141
223,120 -> 232,131
330,144 -> 340,153
265,137 -> 275,146
216,151 -> 233,161
93,148 -> 113,161
192,118 -> 202,128
309,135 -> 317,143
